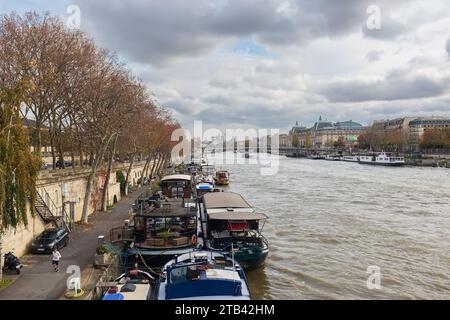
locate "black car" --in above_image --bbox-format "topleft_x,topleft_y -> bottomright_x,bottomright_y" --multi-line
30,228 -> 70,254
55,160 -> 73,169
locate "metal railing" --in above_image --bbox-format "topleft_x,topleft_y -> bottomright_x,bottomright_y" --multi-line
38,187 -> 72,232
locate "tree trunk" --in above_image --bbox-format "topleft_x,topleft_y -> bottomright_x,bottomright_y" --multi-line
124,152 -> 136,196
101,135 -> 118,212
50,133 -> 57,169
71,151 -> 75,169
143,156 -> 151,179
58,142 -> 65,170
81,137 -> 112,223
89,151 -> 94,166
139,154 -> 152,189
36,126 -> 42,156
158,153 -> 166,175
79,146 -> 83,168
0,237 -> 3,281
155,154 -> 166,176
149,154 -> 159,180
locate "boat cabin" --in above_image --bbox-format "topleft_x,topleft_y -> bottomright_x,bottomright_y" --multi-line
195,183 -> 214,197
206,211 -> 268,249
203,192 -> 267,248
161,175 -> 193,199
133,198 -> 197,250
103,270 -> 153,300
201,163 -> 215,176
200,192 -> 269,269
158,252 -> 251,300
215,170 -> 230,186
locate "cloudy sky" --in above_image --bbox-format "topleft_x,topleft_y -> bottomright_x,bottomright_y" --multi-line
2,0 -> 450,132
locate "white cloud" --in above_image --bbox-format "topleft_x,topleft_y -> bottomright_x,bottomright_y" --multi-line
4,0 -> 450,129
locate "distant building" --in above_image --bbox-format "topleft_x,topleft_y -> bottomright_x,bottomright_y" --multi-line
372,117 -> 416,140
371,116 -> 450,151
408,117 -> 450,151
278,134 -> 288,147
289,117 -> 364,148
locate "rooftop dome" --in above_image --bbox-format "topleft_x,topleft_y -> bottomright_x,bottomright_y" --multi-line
334,120 -> 363,130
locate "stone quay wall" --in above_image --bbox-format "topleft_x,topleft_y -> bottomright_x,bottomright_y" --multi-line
2,160 -> 160,258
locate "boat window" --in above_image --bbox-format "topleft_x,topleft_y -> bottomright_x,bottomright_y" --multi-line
134,217 -> 145,231
187,266 -> 201,281
120,282 -> 137,293
170,267 -> 188,284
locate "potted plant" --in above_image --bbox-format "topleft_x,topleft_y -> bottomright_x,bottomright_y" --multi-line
94,244 -> 112,267
161,229 -> 173,246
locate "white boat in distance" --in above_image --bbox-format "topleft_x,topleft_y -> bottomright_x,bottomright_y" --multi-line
325,155 -> 342,161
359,153 -> 405,166
342,155 -> 360,162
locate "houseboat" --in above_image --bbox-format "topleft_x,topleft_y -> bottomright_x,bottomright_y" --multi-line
342,155 -> 360,162
195,174 -> 215,185
214,170 -> 230,186
155,251 -> 251,300
200,161 -> 215,176
199,192 -> 269,269
161,175 -> 193,199
125,197 -> 199,268
307,153 -> 326,160
195,183 -> 214,198
325,154 -> 342,161
359,153 -> 405,166
102,269 -> 153,300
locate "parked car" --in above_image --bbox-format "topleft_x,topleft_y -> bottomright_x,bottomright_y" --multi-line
30,228 -> 70,254
55,160 -> 73,169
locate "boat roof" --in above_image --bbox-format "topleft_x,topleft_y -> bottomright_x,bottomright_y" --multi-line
103,283 -> 150,300
161,175 -> 192,182
208,211 -> 268,221
196,183 -> 214,190
201,163 -> 215,167
137,198 -> 196,217
203,192 -> 252,209
161,250 -> 250,300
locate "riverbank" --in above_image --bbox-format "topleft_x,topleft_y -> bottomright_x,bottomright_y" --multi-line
0,187 -> 147,300
284,150 -> 450,168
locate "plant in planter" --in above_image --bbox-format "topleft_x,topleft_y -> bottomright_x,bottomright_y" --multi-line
94,245 -> 113,267
161,229 -> 173,246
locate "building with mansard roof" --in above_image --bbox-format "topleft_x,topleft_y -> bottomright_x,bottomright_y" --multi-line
289,116 -> 365,148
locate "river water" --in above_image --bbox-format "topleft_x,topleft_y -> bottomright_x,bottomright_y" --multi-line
208,152 -> 450,299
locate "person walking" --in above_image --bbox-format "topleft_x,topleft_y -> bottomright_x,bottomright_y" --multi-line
52,247 -> 62,272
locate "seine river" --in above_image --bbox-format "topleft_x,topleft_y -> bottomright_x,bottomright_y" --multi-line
209,152 -> 450,299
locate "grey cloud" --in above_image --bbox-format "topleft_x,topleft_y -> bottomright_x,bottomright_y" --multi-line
164,99 -> 197,116
320,71 -> 450,103
209,78 -> 238,89
447,38 -> 450,58
203,94 -> 233,106
362,17 -> 406,40
76,0 -> 219,65
74,0 -> 408,65
365,50 -> 384,62
61,0 -> 450,130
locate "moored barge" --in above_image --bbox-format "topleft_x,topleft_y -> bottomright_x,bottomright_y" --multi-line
125,197 -> 199,268
199,192 -> 269,269
154,251 -> 251,300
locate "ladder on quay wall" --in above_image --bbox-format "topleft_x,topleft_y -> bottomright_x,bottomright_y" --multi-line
34,188 -> 71,232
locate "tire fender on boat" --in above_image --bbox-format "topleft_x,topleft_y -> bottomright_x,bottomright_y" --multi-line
191,234 -> 198,246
